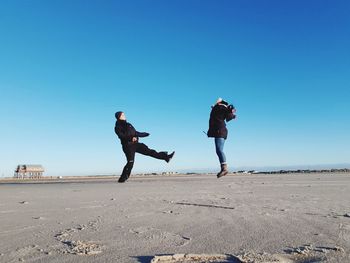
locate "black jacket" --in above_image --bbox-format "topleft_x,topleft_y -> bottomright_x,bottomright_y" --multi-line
207,103 -> 235,139
114,120 -> 149,146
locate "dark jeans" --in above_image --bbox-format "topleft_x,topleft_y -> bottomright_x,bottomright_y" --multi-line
215,138 -> 226,164
121,142 -> 168,179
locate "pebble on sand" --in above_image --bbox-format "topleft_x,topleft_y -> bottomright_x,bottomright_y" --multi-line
33,217 -> 44,220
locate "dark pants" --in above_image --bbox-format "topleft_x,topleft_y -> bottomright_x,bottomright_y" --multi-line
215,138 -> 226,164
121,142 -> 168,179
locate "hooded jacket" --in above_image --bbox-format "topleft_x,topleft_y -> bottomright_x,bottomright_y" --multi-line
207,103 -> 235,139
115,120 -> 149,146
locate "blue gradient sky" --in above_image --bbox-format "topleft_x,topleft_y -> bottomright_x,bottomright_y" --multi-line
1,1 -> 349,176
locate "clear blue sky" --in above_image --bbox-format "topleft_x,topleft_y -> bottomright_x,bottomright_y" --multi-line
0,0 -> 349,176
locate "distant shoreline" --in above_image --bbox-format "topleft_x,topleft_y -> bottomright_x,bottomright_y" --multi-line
248,168 -> 350,174
0,169 -> 349,184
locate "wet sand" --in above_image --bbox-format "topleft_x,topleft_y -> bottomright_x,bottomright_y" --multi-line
0,173 -> 349,262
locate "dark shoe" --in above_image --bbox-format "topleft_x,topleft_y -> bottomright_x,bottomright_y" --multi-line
166,151 -> 175,163
217,163 -> 228,178
118,175 -> 128,183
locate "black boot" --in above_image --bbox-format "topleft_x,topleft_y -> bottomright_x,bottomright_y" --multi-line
118,175 -> 128,183
118,161 -> 133,183
217,163 -> 228,178
166,151 -> 175,163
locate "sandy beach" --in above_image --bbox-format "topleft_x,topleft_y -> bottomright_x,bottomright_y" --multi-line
0,173 -> 349,262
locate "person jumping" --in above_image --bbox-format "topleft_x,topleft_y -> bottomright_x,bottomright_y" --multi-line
207,98 -> 236,178
114,111 -> 175,183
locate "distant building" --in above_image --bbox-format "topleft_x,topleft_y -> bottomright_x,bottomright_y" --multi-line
14,165 -> 45,179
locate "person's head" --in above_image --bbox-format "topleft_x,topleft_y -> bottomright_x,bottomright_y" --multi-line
115,111 -> 126,121
215,97 -> 228,106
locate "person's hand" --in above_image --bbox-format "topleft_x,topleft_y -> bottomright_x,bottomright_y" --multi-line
132,137 -> 138,142
228,105 -> 236,113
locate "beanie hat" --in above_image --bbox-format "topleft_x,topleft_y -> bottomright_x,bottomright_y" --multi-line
115,111 -> 123,119
215,98 -> 228,106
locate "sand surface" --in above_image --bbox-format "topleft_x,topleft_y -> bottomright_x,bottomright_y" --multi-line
0,173 -> 349,262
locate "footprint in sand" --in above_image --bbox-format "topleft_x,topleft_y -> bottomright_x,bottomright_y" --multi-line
284,244 -> 344,262
60,240 -> 102,255
55,217 -> 104,256
339,223 -> 350,242
129,227 -> 191,247
7,244 -> 49,262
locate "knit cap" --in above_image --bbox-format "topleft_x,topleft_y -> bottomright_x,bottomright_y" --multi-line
115,111 -> 123,119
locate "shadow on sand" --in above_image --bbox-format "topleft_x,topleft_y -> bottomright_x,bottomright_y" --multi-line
133,255 -> 154,263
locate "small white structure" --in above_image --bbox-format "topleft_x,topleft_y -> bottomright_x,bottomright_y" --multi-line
14,165 -> 45,179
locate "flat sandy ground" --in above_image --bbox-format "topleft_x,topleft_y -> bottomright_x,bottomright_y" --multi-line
0,173 -> 349,262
